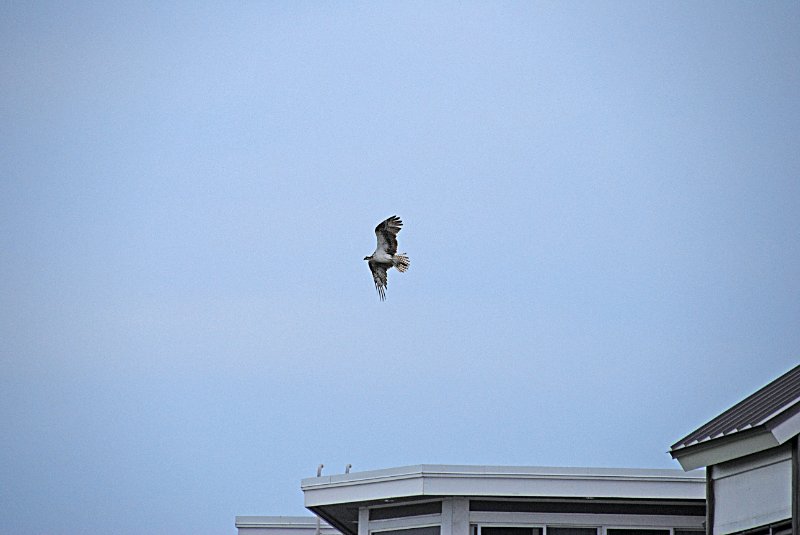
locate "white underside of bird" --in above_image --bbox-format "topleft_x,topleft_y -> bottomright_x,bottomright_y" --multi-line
364,215 -> 410,300
369,250 -> 394,264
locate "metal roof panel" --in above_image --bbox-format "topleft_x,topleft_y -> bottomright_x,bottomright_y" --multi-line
670,364 -> 800,452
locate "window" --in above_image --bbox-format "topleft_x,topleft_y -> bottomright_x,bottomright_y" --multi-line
373,526 -> 440,535
370,502 -> 442,520
606,530 -> 668,535
547,529 -> 597,535
728,520 -> 792,535
481,528 -> 542,535
770,521 -> 792,535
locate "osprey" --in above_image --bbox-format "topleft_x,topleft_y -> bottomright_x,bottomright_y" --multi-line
364,215 -> 410,301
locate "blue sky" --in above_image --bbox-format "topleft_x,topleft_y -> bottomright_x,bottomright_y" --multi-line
1,2 -> 799,534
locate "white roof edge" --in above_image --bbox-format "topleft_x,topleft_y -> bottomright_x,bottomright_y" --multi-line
236,516 -> 333,528
302,464 -> 706,506
758,395 -> 800,427
671,395 -> 800,453
301,464 -> 705,489
671,430 -> 781,471
671,404 -> 800,471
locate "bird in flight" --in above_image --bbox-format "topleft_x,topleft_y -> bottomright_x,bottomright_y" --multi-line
364,215 -> 410,300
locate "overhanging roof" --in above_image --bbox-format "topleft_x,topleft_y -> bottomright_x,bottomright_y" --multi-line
235,516 -> 339,535
302,464 -> 705,535
670,364 -> 800,470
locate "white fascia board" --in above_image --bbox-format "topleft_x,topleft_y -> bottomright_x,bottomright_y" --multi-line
422,473 -> 704,500
302,465 -> 705,506
304,468 -> 427,507
672,431 -> 780,471
767,405 -> 800,445
235,517 -> 333,528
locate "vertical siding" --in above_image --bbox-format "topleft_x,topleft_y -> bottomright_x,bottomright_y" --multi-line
712,445 -> 792,535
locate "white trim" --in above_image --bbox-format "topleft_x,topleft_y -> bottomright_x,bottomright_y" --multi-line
302,465 -> 705,508
235,517 -> 342,535
672,397 -> 800,471
769,404 -> 800,445
672,432 -> 780,471
235,517 -> 337,530
759,397 -> 800,429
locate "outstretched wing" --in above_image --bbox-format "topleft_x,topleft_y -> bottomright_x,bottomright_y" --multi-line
374,215 -> 402,256
368,260 -> 388,301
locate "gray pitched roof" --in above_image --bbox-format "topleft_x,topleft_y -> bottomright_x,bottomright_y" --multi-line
671,364 -> 800,454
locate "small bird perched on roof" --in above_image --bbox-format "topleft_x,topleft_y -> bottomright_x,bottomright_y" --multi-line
364,215 -> 410,301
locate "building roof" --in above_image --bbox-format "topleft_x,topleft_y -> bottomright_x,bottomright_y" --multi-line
670,364 -> 800,470
302,464 -> 705,535
235,516 -> 339,535
302,464 -> 705,503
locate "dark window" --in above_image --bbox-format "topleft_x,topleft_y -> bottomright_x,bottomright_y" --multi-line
674,531 -> 704,535
374,527 -> 440,535
607,531 -> 669,535
469,500 -> 704,516
728,520 -> 792,535
370,502 -> 442,520
482,528 -> 542,535
770,521 -> 792,535
547,529 -> 597,535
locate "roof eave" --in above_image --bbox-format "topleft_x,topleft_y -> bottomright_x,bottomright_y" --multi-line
765,398 -> 800,444
302,465 -> 706,508
670,402 -> 800,471
669,426 -> 781,471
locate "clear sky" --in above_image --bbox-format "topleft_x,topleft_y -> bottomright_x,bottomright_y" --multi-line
1,2 -> 799,534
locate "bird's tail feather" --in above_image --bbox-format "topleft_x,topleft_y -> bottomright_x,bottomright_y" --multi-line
394,253 -> 410,272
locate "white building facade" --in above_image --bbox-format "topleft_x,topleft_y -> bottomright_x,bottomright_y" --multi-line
670,364 -> 800,535
239,464 -> 705,535
238,365 -> 800,535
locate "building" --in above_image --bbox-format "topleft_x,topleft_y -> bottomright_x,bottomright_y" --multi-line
239,464 -> 706,535
670,364 -> 800,535
238,365 -> 800,535
235,516 -> 338,535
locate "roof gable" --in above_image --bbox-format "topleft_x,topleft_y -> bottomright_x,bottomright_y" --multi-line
670,364 -> 800,470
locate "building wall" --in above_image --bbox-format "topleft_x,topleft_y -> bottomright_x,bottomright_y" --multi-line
712,444 -> 792,535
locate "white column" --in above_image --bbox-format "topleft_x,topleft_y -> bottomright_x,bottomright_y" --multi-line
441,498 -> 469,535
359,507 -> 370,535
441,499 -> 453,535
451,498 -> 470,535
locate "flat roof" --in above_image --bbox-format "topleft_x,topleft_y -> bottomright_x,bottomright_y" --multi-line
236,516 -> 333,527
301,464 -> 706,534
303,464 -> 705,504
302,464 -> 705,535
235,516 -> 339,535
